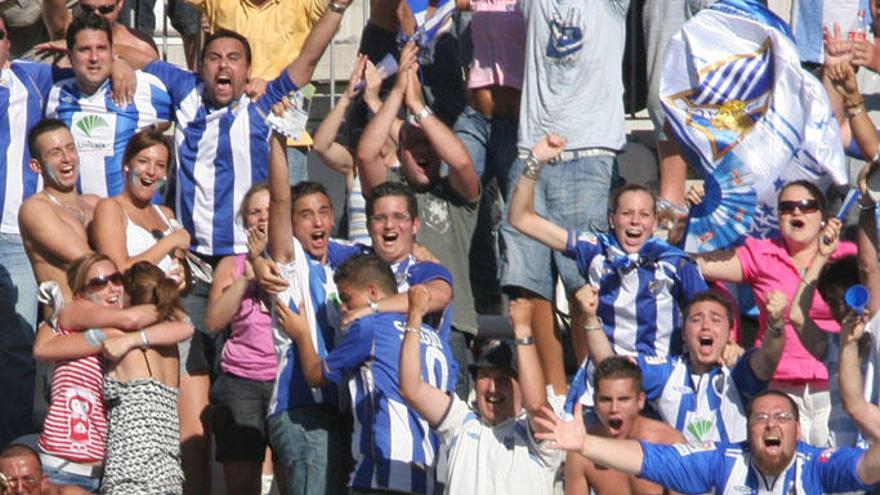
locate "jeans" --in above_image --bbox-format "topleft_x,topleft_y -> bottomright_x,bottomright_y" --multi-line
268,406 -> 349,495
119,0 -> 157,36
180,279 -> 225,376
453,105 -> 518,192
499,153 -> 619,300
448,329 -> 472,401
287,146 -> 309,186
0,232 -> 38,446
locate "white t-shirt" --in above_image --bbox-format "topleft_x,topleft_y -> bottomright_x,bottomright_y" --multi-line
435,392 -> 564,494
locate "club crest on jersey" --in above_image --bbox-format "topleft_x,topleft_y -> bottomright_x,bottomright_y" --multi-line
577,231 -> 598,245
819,448 -> 835,463
673,441 -> 715,456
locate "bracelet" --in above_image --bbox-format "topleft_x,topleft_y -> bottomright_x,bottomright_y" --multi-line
521,152 -> 546,180
412,105 -> 433,125
847,104 -> 866,118
405,326 -> 421,335
84,328 -> 107,348
139,329 -> 150,349
583,323 -> 603,332
515,336 -> 535,346
328,1 -> 347,13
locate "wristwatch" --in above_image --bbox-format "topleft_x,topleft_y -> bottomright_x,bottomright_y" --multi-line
515,336 -> 535,346
412,105 -> 433,125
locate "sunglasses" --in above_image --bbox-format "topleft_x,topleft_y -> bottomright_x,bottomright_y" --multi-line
778,199 -> 820,215
85,272 -> 123,292
79,3 -> 116,14
0,31 -> 6,41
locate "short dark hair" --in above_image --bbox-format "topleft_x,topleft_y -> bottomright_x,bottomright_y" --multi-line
66,12 -> 113,52
201,29 -> 252,66
366,181 -> 419,220
0,443 -> 40,464
779,180 -> 827,217
333,253 -> 398,295
122,128 -> 172,171
609,184 -> 656,214
28,119 -> 70,162
593,356 -> 642,393
291,181 -> 333,211
684,290 -> 735,329
747,389 -> 800,422
817,255 -> 859,319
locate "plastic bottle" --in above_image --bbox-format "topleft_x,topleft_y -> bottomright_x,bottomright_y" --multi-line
849,9 -> 869,41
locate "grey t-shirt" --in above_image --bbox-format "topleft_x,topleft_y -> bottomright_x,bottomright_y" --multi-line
406,175 -> 480,335
518,0 -> 630,150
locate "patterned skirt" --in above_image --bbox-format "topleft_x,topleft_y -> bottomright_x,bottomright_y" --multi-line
101,377 -> 183,494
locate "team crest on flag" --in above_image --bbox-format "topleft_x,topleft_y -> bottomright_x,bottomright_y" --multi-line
661,0 -> 847,252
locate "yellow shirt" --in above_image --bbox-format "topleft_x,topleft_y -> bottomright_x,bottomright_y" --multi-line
188,0 -> 325,146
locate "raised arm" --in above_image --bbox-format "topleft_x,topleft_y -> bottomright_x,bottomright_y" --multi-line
507,135 -> 569,251
401,61 -> 479,203
572,285 -> 614,363
532,404 -> 645,475
268,132 -> 295,264
510,299 -> 549,428
788,219 -> 842,360
827,62 -> 880,161
399,285 -> 453,426
313,56 -> 367,178
856,175 -> 880,314
838,314 -> 880,443
748,290 -> 787,380
90,200 -> 190,272
356,43 -> 416,195
286,0 -> 353,88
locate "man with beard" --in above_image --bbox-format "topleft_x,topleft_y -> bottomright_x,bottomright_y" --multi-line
565,357 -> 684,495
536,390 -> 880,493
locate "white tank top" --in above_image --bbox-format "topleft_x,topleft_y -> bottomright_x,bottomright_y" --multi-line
124,205 -> 178,274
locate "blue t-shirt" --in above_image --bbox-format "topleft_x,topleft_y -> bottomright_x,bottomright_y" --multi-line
639,440 -> 871,494
323,312 -> 457,494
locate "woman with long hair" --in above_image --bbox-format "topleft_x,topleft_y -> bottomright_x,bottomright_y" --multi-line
100,261 -> 193,494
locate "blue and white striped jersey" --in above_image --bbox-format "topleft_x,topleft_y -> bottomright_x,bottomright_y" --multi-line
45,71 -> 172,199
565,229 -> 708,357
270,239 -> 363,415
0,62 -> 67,234
323,312 -> 456,494
639,440 -> 870,494
144,61 -> 298,256
639,352 -> 766,444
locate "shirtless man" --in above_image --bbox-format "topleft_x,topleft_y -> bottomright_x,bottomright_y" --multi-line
19,119 -> 98,309
565,357 -> 684,495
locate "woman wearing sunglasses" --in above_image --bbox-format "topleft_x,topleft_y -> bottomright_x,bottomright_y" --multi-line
697,180 -> 855,447
202,183 -> 278,494
100,262 -> 193,494
31,254 -> 188,492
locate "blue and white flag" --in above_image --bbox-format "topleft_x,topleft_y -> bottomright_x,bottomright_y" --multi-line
661,0 -> 848,252
402,0 -> 456,63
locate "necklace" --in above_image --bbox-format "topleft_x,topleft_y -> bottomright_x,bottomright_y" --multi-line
44,190 -> 86,224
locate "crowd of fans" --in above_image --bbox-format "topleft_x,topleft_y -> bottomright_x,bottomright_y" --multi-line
5,0 -> 880,494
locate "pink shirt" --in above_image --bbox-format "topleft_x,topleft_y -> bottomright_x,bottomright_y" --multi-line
220,255 -> 277,381
737,237 -> 857,383
468,0 -> 525,90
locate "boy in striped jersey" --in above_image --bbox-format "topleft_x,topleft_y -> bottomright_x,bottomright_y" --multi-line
574,286 -> 786,445
275,255 -> 456,494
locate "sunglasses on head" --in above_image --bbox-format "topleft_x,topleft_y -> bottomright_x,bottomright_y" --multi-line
85,272 -> 123,292
778,199 -> 820,215
79,3 -> 116,14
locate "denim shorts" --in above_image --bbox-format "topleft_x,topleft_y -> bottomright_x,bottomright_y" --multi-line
452,105 -> 518,193
211,372 -> 275,462
41,457 -> 102,493
499,152 -> 618,300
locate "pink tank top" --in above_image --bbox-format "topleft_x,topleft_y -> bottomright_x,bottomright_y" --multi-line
39,325 -> 108,463
220,255 -> 277,381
